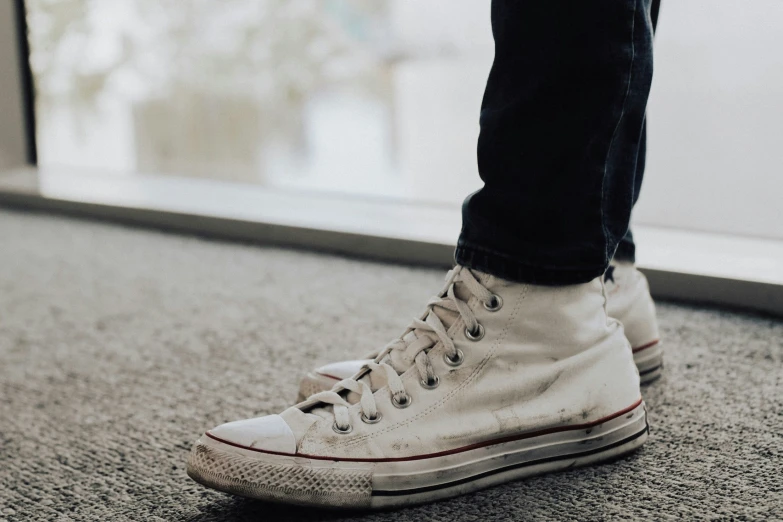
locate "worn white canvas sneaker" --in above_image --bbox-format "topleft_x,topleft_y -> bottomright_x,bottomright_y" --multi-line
298,262 -> 662,400
187,266 -> 648,508
604,261 -> 662,383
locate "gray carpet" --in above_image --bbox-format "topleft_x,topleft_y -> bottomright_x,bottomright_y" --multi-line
0,209 -> 781,522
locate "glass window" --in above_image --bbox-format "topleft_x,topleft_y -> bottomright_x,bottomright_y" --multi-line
26,0 -> 490,206
25,0 -> 783,238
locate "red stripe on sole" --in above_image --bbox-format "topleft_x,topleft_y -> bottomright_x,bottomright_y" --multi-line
632,340 -> 659,353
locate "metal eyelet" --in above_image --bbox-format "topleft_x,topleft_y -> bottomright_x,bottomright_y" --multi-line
465,323 -> 485,341
444,349 -> 464,367
332,422 -> 353,434
392,393 -> 412,409
483,294 -> 503,312
420,375 -> 440,390
361,412 -> 383,424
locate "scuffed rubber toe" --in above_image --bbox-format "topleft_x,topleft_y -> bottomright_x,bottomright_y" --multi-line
206,414 -> 296,453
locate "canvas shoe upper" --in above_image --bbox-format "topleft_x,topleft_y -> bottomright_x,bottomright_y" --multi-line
187,266 -> 648,508
605,261 -> 663,383
298,262 -> 662,401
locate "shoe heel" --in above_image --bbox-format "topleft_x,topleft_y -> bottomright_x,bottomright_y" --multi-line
634,341 -> 663,384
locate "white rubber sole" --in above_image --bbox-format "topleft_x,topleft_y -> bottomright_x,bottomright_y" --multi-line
633,341 -> 663,385
187,400 -> 648,509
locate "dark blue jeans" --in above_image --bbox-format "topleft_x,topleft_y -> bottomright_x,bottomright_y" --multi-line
456,0 -> 660,285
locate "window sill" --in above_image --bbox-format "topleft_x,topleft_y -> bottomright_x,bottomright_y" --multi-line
2,166 -> 781,317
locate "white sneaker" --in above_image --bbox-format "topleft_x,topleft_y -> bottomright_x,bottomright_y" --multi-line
187,267 -> 648,509
605,261 -> 663,384
298,262 -> 662,401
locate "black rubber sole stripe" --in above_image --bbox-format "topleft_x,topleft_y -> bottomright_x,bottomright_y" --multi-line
638,363 -> 663,376
372,422 -> 649,497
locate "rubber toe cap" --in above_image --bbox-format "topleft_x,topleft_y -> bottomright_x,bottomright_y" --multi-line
208,414 -> 296,454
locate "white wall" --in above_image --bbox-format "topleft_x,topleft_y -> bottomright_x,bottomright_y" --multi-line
637,1 -> 783,239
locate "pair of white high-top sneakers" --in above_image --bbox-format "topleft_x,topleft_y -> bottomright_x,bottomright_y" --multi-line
187,262 -> 660,509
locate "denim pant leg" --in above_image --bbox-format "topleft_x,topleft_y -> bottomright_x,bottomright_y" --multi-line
616,0 -> 661,263
456,0 -> 655,285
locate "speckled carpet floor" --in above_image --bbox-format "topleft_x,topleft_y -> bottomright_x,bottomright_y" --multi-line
0,209 -> 781,521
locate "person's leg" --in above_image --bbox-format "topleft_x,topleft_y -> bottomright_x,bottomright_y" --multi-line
612,125 -> 645,261
456,0 -> 655,285
615,0 -> 661,263
602,0 -> 663,382
608,117 -> 663,381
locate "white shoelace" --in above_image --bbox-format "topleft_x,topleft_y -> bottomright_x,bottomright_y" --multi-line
308,266 -> 497,432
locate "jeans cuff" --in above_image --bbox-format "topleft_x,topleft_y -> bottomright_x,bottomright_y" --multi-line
454,245 -> 606,286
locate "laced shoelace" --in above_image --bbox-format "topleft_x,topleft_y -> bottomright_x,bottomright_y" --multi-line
308,266 -> 499,433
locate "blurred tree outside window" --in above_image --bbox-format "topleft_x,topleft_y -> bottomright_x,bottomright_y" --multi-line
26,0 -> 397,183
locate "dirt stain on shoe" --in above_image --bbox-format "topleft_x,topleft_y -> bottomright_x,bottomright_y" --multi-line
580,406 -> 597,420
535,369 -> 564,395
391,439 -> 410,452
